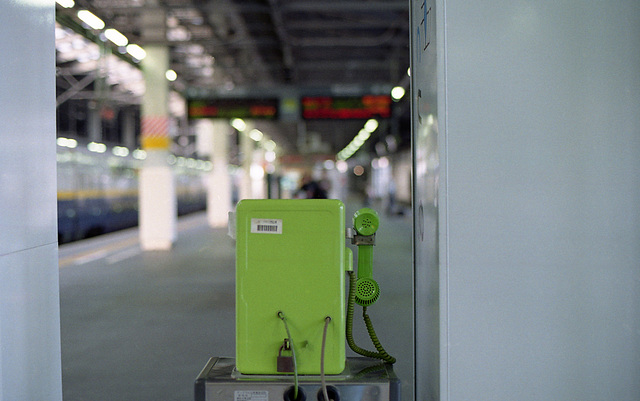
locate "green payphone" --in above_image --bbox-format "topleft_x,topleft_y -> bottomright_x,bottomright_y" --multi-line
234,199 -> 394,399
235,199 -> 348,375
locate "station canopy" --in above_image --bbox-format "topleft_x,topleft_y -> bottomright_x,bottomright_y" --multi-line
56,0 -> 410,157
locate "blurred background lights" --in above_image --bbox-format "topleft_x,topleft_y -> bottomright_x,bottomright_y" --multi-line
126,44 -> 146,61
337,119 -> 379,161
132,149 -> 147,160
56,137 -> 78,148
165,69 -> 178,81
264,140 -> 277,152
56,0 -> 75,8
87,142 -> 107,153
323,159 -> 335,170
391,86 -> 406,101
250,164 -> 265,180
112,146 -> 129,157
353,165 -> 365,176
356,129 -> 371,141
104,28 -> 128,47
336,160 -> 348,173
249,129 -> 263,142
231,118 -> 246,131
378,156 -> 390,169
77,10 -> 105,30
364,119 -> 379,133
265,151 -> 276,163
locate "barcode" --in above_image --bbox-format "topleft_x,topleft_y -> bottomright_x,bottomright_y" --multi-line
251,218 -> 282,234
257,225 -> 278,232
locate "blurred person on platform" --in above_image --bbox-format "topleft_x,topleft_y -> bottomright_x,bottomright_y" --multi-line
296,172 -> 328,199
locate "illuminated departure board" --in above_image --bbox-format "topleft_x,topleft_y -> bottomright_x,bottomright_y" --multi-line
301,95 -> 392,119
188,99 -> 279,119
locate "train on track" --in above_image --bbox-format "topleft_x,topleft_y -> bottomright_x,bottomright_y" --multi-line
57,139 -> 207,244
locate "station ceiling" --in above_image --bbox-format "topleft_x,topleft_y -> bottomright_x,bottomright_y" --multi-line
56,0 -> 410,157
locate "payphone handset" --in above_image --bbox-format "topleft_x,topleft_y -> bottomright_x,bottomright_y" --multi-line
346,208 -> 396,364
351,207 -> 381,306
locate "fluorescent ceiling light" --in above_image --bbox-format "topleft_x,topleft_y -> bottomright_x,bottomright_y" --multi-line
104,28 -> 128,47
87,142 -> 107,153
249,129 -> 263,142
112,146 -> 129,157
56,137 -> 78,148
364,119 -> 379,133
264,140 -> 277,152
126,44 -> 146,60
132,149 -> 147,160
356,129 -> 371,141
56,0 -> 75,8
77,10 -> 105,30
231,118 -> 246,132
391,86 -> 406,101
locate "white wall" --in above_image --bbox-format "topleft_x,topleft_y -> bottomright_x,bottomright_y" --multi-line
413,0 -> 640,400
0,1 -> 62,400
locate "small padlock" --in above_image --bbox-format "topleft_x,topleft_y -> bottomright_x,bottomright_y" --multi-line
277,339 -> 294,373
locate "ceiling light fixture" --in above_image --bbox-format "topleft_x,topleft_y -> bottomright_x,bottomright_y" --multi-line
337,119 -> 379,161
77,10 -> 105,30
231,118 -> 246,132
104,28 -> 128,47
391,86 -> 406,101
249,129 -> 263,142
126,44 -> 146,61
264,140 -> 277,152
165,69 -> 178,81
87,142 -> 107,153
56,0 -> 75,8
364,119 -> 379,133
132,149 -> 147,160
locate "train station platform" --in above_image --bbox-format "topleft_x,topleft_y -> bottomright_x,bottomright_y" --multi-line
58,202 -> 413,401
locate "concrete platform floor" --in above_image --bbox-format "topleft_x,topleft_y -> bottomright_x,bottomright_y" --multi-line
58,204 -> 413,401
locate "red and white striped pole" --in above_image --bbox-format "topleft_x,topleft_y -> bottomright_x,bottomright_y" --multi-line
139,46 -> 177,250
141,115 -> 170,150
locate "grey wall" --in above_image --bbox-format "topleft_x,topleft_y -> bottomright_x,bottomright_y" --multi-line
0,1 -> 62,400
411,0 -> 441,399
413,0 -> 640,400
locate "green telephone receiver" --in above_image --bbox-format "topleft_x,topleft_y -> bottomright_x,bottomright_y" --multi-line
347,207 -> 396,364
352,208 -> 381,306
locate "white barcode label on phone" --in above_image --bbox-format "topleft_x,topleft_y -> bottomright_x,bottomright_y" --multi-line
251,219 -> 283,234
234,390 -> 268,401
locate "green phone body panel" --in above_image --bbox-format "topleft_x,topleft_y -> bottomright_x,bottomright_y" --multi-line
235,199 -> 346,375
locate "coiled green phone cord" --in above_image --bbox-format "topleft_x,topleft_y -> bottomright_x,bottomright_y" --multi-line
346,270 -> 396,364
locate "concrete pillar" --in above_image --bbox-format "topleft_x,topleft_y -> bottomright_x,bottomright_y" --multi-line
87,102 -> 101,142
122,108 -> 136,149
196,119 -> 232,227
251,148 -> 266,199
0,1 -> 62,399
239,128 -> 253,200
139,45 -> 176,250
